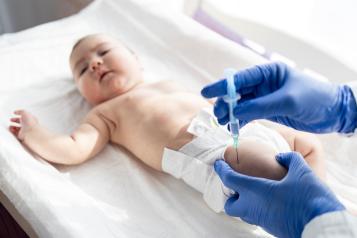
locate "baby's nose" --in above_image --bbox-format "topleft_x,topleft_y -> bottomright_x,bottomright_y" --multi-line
90,60 -> 103,71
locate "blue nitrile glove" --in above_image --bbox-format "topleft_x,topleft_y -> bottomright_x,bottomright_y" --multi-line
201,62 -> 357,133
214,152 -> 345,238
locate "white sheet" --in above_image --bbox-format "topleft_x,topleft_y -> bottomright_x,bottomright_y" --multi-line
0,0 -> 356,237
0,0 -> 271,237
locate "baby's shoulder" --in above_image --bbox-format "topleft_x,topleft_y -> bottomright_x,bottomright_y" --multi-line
83,102 -> 113,123
82,107 -> 113,136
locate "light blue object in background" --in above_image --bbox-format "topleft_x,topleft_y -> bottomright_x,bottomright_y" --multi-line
224,68 -> 241,148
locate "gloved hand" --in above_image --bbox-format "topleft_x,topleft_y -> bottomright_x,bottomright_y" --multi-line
201,62 -> 357,133
214,152 -> 345,238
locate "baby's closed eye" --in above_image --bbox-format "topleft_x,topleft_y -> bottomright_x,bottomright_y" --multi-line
99,49 -> 110,56
79,65 -> 88,76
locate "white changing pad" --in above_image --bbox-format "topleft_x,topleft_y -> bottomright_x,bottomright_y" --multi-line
0,0 -> 356,237
0,0 -> 271,237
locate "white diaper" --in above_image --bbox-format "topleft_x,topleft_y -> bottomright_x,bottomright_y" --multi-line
162,108 -> 291,213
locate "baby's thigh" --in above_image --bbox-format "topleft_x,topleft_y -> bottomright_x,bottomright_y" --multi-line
224,138 -> 287,180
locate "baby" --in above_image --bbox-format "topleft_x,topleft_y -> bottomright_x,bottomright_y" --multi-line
9,34 -> 324,212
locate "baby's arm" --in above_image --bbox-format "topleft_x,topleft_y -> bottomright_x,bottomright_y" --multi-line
9,110 -> 109,165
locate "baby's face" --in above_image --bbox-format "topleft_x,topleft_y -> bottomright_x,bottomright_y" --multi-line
70,35 -> 143,105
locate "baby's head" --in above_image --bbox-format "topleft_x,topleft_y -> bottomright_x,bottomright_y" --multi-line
70,34 -> 143,105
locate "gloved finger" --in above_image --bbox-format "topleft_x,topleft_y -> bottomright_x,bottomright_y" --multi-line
225,194 -> 256,223
214,97 -> 229,119
238,92 -> 256,103
226,119 -> 248,131
239,120 -> 249,128
277,152 -> 314,182
238,86 -> 255,96
201,78 -> 227,98
216,114 -> 247,127
224,193 -> 245,217
214,160 -> 267,192
233,90 -> 285,121
233,66 -> 264,92
275,152 -> 306,171
202,62 -> 287,99
214,95 -> 249,126
201,80 -> 255,100
201,63 -> 267,99
218,115 -> 229,125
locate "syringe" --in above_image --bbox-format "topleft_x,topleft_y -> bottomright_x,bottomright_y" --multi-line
224,68 -> 241,162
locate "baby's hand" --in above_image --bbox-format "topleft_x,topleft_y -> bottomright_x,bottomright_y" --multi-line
9,110 -> 39,141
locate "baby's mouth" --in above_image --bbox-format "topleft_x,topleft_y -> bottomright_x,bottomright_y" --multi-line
99,71 -> 113,82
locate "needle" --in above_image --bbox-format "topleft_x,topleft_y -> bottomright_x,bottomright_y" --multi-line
233,136 -> 239,164
235,146 -> 239,164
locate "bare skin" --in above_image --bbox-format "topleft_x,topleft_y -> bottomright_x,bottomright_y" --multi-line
8,34 -> 325,180
224,127 -> 325,180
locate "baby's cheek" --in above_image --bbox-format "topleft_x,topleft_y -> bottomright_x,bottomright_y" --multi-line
81,82 -> 102,104
224,139 -> 287,180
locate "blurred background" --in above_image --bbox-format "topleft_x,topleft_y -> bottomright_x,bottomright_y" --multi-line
1,0 -> 356,82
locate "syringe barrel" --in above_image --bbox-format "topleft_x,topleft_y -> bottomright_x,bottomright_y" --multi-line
224,68 -> 241,140
229,121 -> 240,136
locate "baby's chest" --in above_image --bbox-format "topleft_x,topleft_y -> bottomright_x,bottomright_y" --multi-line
103,89 -> 208,130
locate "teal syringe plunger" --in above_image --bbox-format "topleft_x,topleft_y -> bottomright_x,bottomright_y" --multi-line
224,68 -> 241,161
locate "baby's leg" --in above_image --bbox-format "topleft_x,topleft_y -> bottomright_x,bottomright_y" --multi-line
224,139 -> 287,181
162,138 -> 287,213
272,124 -> 326,179
162,110 -> 288,212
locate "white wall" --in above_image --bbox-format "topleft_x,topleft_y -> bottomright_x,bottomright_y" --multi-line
201,0 -> 357,82
0,0 -> 93,34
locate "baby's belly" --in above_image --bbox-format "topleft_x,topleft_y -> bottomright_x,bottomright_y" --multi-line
108,93 -> 211,170
112,117 -> 194,171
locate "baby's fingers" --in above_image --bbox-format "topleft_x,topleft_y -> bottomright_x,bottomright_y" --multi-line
14,109 -> 25,116
10,117 -> 20,124
9,125 -> 18,130
9,125 -> 20,136
9,116 -> 21,128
